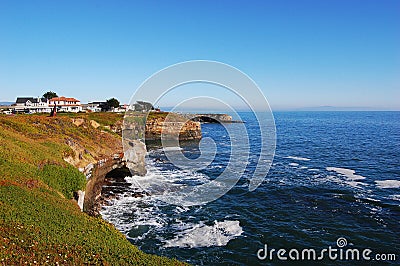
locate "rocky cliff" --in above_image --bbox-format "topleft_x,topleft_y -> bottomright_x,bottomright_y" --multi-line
185,113 -> 232,123
78,112 -> 202,215
145,112 -> 202,141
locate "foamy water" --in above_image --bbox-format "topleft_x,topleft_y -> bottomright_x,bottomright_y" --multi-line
326,167 -> 366,180
285,156 -> 311,161
375,180 -> 400,189
164,220 -> 243,248
100,159 -> 243,249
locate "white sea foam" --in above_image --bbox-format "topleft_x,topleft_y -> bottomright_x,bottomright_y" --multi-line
323,175 -> 365,188
101,157 -> 241,248
289,163 -> 299,167
345,181 -> 364,188
162,146 -> 183,152
100,194 -> 167,234
365,197 -> 380,202
375,180 -> 400,189
124,161 -> 212,196
164,220 -> 243,248
286,156 -> 311,161
102,166 -> 185,228
389,195 -> 400,201
174,206 -> 190,214
326,167 -> 366,181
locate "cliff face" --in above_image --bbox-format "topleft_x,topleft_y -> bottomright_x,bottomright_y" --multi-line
62,116 -> 147,215
145,112 -> 202,141
63,117 -> 123,169
81,153 -> 126,216
68,112 -> 203,215
76,112 -> 202,214
123,139 -> 147,175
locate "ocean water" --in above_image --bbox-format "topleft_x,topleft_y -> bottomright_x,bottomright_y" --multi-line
101,111 -> 400,265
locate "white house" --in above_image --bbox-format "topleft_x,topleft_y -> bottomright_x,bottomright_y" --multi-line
84,101 -> 107,112
49,96 -> 82,113
14,97 -> 52,113
110,104 -> 131,113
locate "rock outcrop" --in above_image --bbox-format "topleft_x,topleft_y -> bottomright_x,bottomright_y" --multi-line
67,112 -> 204,215
191,113 -> 233,123
81,153 -> 126,216
123,139 -> 147,176
145,112 -> 202,141
63,117 -> 128,215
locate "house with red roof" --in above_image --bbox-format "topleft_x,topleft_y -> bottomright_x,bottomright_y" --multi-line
49,96 -> 82,113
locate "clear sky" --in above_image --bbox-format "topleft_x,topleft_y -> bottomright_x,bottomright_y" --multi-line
0,0 -> 399,110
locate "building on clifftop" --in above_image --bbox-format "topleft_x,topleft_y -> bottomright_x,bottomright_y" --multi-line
49,96 -> 82,113
14,97 -> 52,114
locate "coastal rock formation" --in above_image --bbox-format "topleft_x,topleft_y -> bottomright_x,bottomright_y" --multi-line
59,116 -> 130,215
179,113 -> 237,123
68,112 -> 204,214
82,153 -> 126,216
124,139 -> 147,176
145,112 -> 202,141
191,113 -> 232,123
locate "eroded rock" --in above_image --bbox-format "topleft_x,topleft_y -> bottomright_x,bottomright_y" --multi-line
124,140 -> 147,176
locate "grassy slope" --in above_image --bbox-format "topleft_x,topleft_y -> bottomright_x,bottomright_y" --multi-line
0,113 -> 183,265
146,112 -> 186,122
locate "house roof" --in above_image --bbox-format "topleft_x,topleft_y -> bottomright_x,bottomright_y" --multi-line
16,97 -> 33,103
50,96 -> 80,102
16,97 -> 47,104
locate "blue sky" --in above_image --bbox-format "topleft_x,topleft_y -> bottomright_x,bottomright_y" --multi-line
0,0 -> 399,110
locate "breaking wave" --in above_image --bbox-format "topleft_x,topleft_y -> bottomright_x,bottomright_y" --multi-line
164,220 -> 243,248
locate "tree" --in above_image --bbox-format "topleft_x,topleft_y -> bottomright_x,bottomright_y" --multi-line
105,98 -> 120,110
43,91 -> 58,100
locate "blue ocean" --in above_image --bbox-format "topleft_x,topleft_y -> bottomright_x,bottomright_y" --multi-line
101,111 -> 400,265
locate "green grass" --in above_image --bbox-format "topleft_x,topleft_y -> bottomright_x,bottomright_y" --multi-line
56,112 -> 125,126
0,113 -> 185,265
40,164 -> 86,199
0,186 -> 181,265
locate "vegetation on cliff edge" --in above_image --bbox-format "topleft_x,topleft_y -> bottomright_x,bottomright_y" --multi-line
0,113 -> 184,265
